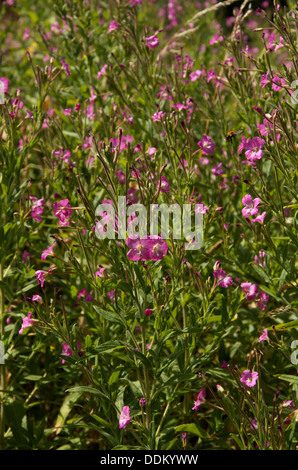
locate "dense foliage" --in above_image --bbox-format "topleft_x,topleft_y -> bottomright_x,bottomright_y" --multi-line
0,0 -> 297,450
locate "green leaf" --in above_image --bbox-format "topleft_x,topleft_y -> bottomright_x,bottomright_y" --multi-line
66,386 -> 109,401
175,423 -> 210,439
267,320 -> 298,331
53,391 -> 82,435
275,374 -> 298,385
23,375 -> 45,381
94,340 -> 128,354
93,305 -> 124,325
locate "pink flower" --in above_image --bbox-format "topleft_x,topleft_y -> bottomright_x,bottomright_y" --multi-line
148,146 -> 157,156
119,406 -> 130,429
242,137 -> 265,163
108,20 -> 118,33
195,204 -> 208,215
126,235 -> 151,261
32,295 -> 42,304
251,417 -> 258,430
206,69 -> 217,83
211,162 -> 224,176
109,134 -> 133,153
95,266 -> 105,278
274,36 -> 284,52
61,340 -> 81,363
76,286 -> 84,298
158,176 -> 171,192
189,69 -> 205,82
41,241 -> 56,260
197,135 -> 216,155
213,268 -> 233,288
22,250 -> 31,264
77,289 -> 91,301
144,309 -> 153,317
84,104 -> 95,120
23,27 -> 30,41
19,311 -> 34,335
240,370 -> 259,388
145,35 -> 159,49
252,211 -> 266,224
254,250 -> 266,268
242,194 -> 261,218
148,235 -> 168,261
30,196 -> 45,222
210,33 -> 224,45
271,75 -> 286,92
260,70 -> 270,88
126,235 -> 168,261
53,199 -> 72,226
170,103 -> 188,111
152,111 -> 165,122
97,64 -> 107,79
241,282 -> 259,301
192,388 -> 206,411
35,270 -> 47,288
63,108 -> 72,116
257,291 -> 269,310
258,328 -> 268,342
61,342 -> 73,363
116,170 -> 126,185
107,290 -> 115,302
61,58 -> 71,76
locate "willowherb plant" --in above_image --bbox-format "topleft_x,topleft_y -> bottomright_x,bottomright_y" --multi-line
0,0 -> 297,451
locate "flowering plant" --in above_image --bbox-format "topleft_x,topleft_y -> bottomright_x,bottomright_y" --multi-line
0,0 -> 297,452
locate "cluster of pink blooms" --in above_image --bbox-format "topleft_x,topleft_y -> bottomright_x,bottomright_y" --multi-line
109,134 -> 133,153
213,260 -> 269,310
241,282 -> 269,310
145,35 -> 159,49
30,196 -> 45,222
126,234 -> 168,261
152,110 -> 165,122
213,262 -> 232,288
261,70 -> 286,91
53,199 -> 72,226
242,194 -> 266,224
77,289 -> 93,303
